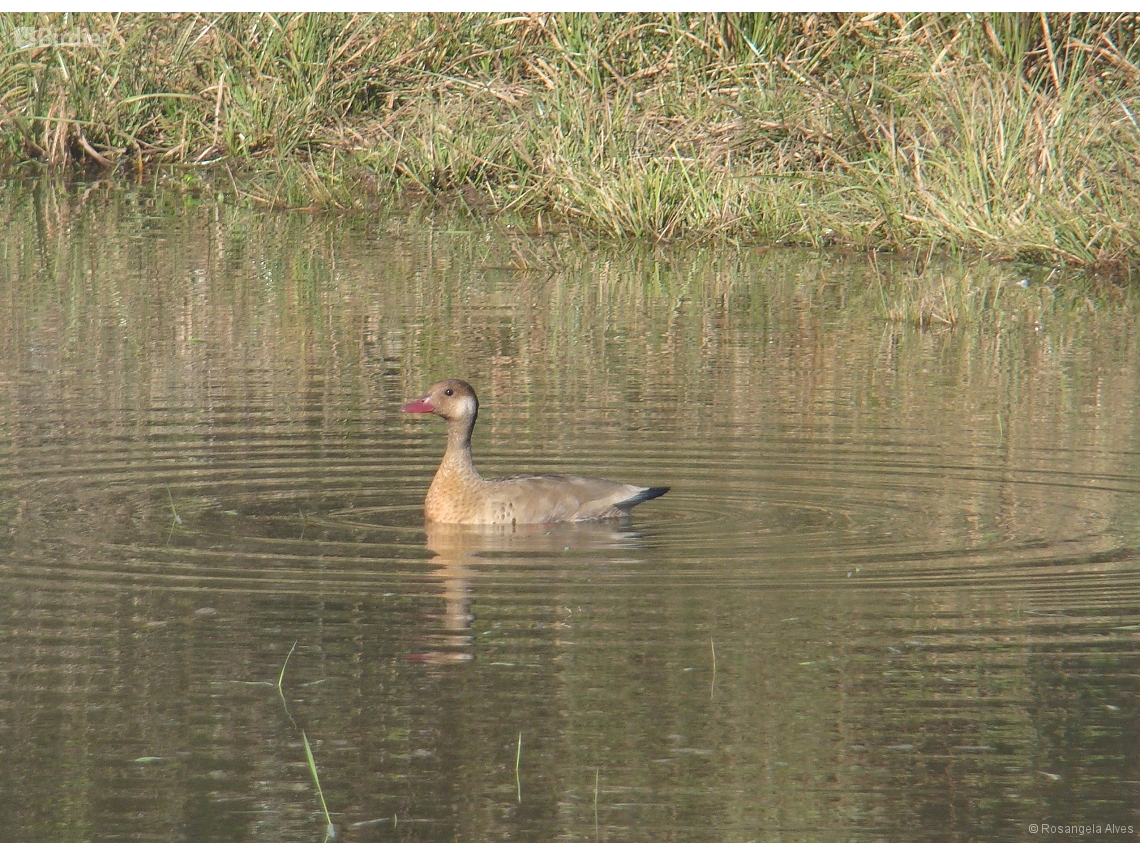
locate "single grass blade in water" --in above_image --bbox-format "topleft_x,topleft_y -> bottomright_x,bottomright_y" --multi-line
278,640 -> 298,697
276,641 -> 335,840
516,731 -> 522,804
302,729 -> 336,842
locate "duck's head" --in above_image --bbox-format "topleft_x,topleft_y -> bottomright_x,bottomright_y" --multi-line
401,379 -> 479,422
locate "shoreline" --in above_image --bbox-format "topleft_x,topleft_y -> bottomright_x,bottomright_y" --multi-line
2,12 -> 1138,269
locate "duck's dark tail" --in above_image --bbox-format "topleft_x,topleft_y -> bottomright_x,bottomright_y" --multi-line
617,486 -> 670,510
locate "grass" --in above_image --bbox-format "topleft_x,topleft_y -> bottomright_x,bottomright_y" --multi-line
515,732 -> 522,804
164,486 -> 182,544
277,641 -> 336,842
710,638 -> 717,701
594,768 -> 600,843
1,13 -> 1139,268
302,731 -> 336,843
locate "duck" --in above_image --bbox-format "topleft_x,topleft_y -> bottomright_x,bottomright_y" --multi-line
401,379 -> 669,526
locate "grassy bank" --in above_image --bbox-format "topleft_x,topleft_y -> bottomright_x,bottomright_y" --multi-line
2,12 -> 1140,268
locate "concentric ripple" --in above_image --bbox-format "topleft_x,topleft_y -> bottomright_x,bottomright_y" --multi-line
6,405 -> 1140,604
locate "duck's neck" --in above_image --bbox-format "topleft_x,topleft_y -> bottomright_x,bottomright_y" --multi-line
439,414 -> 481,481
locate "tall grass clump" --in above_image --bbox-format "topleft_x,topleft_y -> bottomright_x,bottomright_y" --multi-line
1,12 -> 1139,267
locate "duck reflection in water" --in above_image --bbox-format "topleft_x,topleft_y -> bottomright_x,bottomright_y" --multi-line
416,520 -> 653,665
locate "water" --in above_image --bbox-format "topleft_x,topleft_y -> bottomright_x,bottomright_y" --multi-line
1,184 -> 1139,841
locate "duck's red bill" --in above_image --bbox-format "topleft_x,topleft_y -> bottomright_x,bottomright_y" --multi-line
400,397 -> 435,413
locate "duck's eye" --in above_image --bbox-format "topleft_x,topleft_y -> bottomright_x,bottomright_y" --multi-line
444,388 -> 453,396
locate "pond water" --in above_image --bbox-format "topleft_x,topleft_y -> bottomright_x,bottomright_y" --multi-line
1,184 -> 1139,842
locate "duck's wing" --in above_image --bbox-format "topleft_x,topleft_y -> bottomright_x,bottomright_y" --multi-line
488,475 -> 668,523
